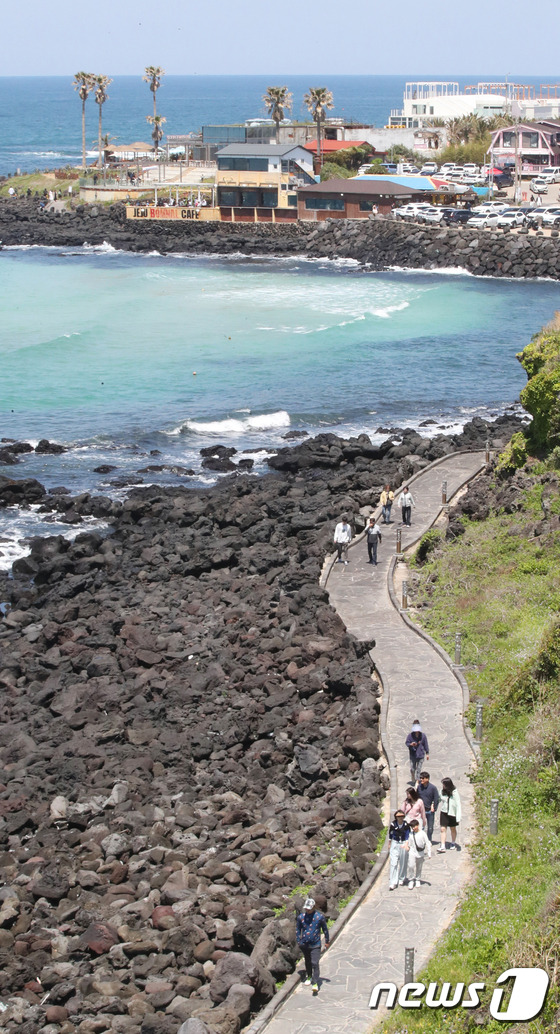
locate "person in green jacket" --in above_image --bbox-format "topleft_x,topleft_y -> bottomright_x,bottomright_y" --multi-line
437,777 -> 461,852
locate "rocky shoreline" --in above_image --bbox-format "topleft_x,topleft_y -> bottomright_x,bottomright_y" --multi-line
2,198 -> 560,278
0,415 -> 522,1034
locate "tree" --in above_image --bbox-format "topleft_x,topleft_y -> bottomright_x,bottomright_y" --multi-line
262,86 -> 293,144
146,115 -> 167,156
94,75 -> 112,170
304,88 -> 334,163
73,72 -> 95,170
320,162 -> 353,182
143,66 -> 165,120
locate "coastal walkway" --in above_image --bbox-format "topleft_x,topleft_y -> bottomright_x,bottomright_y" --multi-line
252,450 -> 486,1034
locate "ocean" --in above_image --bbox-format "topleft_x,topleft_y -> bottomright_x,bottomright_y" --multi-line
0,73 -> 554,177
1,243 -> 560,569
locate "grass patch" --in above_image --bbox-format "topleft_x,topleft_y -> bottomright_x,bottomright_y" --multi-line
0,169 -> 81,199
377,472 -> 560,1033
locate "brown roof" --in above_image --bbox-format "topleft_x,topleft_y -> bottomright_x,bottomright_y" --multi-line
297,178 -> 427,197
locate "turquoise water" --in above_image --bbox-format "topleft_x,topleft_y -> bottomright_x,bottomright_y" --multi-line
1,245 -> 560,567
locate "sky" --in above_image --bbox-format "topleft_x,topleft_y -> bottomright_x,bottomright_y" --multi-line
3,0 -> 560,76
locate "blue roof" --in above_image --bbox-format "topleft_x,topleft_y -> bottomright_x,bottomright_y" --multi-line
356,174 -> 437,191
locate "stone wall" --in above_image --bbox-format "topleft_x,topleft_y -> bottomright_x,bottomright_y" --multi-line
2,199 -> 560,278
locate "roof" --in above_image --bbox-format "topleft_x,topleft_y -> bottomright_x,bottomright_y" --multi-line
297,178 -> 427,197
215,143 -> 309,157
303,139 -> 368,153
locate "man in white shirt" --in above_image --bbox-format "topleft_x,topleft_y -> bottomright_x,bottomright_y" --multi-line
333,514 -> 352,564
399,487 -> 415,527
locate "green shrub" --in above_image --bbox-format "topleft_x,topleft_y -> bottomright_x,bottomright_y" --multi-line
495,431 -> 528,477
414,529 -> 443,565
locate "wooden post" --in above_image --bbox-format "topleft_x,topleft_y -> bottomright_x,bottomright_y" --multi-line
442,480 -> 448,504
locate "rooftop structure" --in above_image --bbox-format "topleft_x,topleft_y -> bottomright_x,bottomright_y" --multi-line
389,81 -> 560,128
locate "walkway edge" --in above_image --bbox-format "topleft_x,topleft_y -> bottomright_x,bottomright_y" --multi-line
249,451 -> 485,1034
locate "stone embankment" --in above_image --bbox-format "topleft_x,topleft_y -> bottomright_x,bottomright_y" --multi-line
0,418 -> 519,1034
2,198 -> 560,277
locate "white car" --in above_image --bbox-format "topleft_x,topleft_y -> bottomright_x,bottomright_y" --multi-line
495,208 -> 527,228
541,207 -> 560,226
463,163 -> 479,174
472,201 -> 509,212
530,178 -> 549,194
440,163 -> 461,175
419,207 -> 447,223
420,162 -> 438,175
468,211 -> 501,228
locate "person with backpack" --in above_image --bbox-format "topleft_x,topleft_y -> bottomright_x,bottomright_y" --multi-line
405,720 -> 429,782
366,516 -> 382,565
379,485 -> 394,524
407,818 -> 431,887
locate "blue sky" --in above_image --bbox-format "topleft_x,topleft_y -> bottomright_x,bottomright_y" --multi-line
4,0 -> 560,76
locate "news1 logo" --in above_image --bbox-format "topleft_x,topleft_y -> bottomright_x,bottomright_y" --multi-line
369,968 -> 550,1021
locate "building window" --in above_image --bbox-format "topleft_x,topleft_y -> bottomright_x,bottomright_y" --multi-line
218,189 -> 238,206
240,190 -> 260,206
262,190 -> 278,208
305,197 -> 345,210
522,132 -> 539,149
287,195 -> 297,206
218,157 -> 268,171
359,199 -> 377,211
502,132 -> 515,147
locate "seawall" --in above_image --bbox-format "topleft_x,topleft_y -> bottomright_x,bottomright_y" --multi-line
2,199 -> 560,278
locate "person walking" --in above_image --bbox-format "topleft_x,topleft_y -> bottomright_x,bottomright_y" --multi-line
296,897 -> 330,994
366,516 -> 382,565
399,486 -> 415,527
405,720 -> 429,782
438,777 -> 461,852
388,810 -> 410,889
380,484 -> 394,524
333,514 -> 352,564
407,818 -> 431,887
416,771 -> 440,843
403,786 -> 427,830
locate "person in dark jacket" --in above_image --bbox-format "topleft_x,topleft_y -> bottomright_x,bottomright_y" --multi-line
296,897 -> 330,993
416,771 -> 440,842
389,810 -> 410,889
405,720 -> 429,782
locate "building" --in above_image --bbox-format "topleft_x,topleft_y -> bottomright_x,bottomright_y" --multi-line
390,81 -> 560,130
489,121 -> 560,175
297,175 -> 475,220
215,143 -> 315,220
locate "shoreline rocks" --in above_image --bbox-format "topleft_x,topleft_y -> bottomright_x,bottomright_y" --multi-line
0,420 -> 522,1034
2,198 -> 560,278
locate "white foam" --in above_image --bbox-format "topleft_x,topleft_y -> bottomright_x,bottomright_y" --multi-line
386,265 -> 474,277
166,410 -> 290,438
371,301 -> 410,318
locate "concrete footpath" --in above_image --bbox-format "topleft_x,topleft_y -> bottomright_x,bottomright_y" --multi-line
256,451 -> 486,1034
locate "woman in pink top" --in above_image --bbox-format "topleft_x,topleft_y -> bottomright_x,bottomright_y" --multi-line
403,787 -> 427,829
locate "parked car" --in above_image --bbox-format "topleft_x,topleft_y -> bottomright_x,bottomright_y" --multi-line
384,163 -> 398,174
541,207 -> 560,226
535,168 -> 560,183
463,163 -> 479,174
472,201 -> 509,212
495,208 -> 527,228
400,164 -> 420,175
439,163 -> 461,175
420,162 -> 438,175
525,206 -> 549,228
442,208 -> 475,225
419,207 -> 447,223
530,178 -> 549,194
468,211 -> 501,228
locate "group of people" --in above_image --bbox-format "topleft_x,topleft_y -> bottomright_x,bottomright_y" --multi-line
388,720 -> 462,890
332,484 -> 417,565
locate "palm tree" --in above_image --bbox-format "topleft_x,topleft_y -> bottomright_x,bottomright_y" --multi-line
143,66 -> 165,120
146,114 -> 167,157
304,87 -> 334,163
94,75 -> 112,169
262,86 -> 293,144
73,72 -> 95,170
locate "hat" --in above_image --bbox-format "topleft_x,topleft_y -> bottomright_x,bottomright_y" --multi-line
411,722 -> 422,732
303,897 -> 315,911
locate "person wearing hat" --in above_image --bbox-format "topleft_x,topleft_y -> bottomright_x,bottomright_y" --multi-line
405,720 -> 430,783
296,896 -> 330,994
333,514 -> 352,564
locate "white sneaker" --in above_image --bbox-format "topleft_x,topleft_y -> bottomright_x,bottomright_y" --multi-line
389,883 -> 397,890
415,880 -> 421,887
408,881 -> 414,889
437,846 -> 446,853
304,978 -> 311,986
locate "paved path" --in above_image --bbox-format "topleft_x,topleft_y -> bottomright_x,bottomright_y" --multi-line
259,451 -> 486,1034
